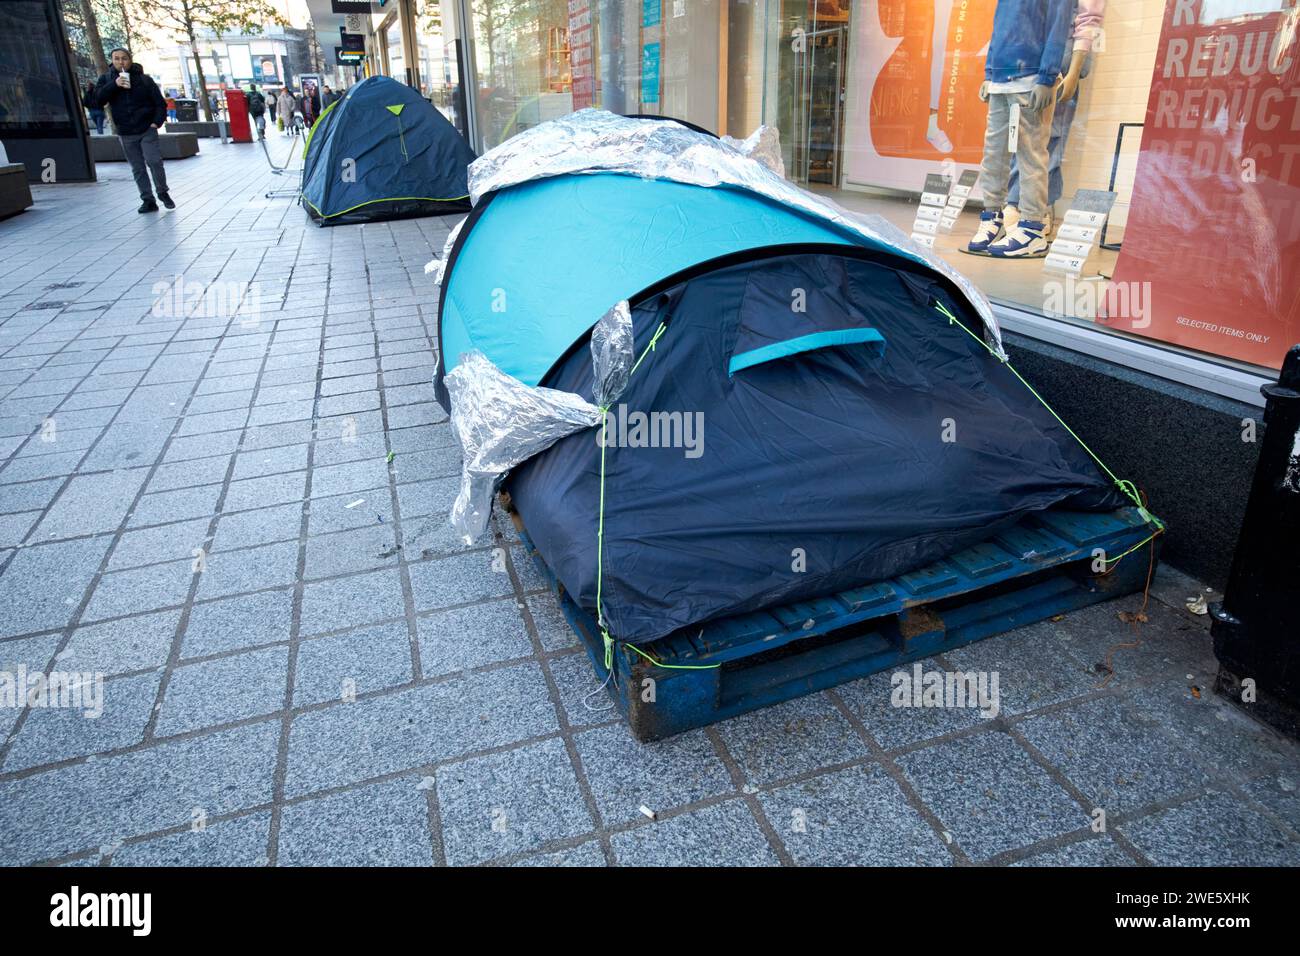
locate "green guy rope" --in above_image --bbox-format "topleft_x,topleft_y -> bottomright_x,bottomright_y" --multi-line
933,300 -> 1164,536
594,320 -> 723,675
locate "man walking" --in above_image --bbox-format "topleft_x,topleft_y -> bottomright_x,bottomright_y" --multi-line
246,83 -> 267,140
88,48 -> 174,213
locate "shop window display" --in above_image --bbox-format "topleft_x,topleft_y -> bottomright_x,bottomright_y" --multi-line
455,0 -> 1298,372
412,0 -> 466,127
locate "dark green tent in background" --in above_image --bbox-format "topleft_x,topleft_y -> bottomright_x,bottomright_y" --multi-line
301,75 -> 475,225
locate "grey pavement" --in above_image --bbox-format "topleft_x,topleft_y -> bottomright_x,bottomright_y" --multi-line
0,136 -> 1297,867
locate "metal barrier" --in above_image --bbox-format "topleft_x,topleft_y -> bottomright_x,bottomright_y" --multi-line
260,124 -> 305,201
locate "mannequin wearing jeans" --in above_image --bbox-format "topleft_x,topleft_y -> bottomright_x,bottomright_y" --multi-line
967,0 -> 1073,258
1007,0 -> 1107,225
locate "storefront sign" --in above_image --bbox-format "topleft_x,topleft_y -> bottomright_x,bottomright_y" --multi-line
330,0 -> 373,13
1104,2 -> 1299,369
642,0 -> 661,29
641,42 -> 660,105
843,0 -> 996,193
569,0 -> 595,110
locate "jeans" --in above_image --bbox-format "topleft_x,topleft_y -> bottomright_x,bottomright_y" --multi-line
977,90 -> 1056,223
120,128 -> 168,202
253,113 -> 266,137
1007,91 -> 1079,210
89,110 -> 105,135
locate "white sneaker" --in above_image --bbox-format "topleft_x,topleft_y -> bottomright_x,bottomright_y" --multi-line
966,210 -> 1004,254
988,219 -> 1049,258
1003,204 -> 1021,229
926,113 -> 953,154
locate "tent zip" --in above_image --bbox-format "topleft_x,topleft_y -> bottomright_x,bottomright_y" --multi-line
596,319 -> 720,675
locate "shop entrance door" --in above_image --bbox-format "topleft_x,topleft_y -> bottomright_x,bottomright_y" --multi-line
791,6 -> 851,187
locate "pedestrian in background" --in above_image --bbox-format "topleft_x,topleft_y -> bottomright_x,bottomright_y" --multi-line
277,88 -> 295,134
246,83 -> 267,140
82,82 -> 106,134
300,87 -> 318,127
86,47 -> 174,213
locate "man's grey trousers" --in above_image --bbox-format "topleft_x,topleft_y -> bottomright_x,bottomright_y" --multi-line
120,128 -> 169,202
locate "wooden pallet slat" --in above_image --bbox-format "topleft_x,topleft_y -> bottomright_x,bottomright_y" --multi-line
839,581 -> 898,613
897,561 -> 962,596
994,524 -> 1070,560
1034,509 -> 1132,546
949,541 -> 1016,579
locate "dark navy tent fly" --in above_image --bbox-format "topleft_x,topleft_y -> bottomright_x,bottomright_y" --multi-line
301,76 -> 475,225
435,120 -> 1130,647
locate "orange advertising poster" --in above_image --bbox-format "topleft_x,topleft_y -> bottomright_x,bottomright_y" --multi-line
844,0 -> 995,192
1102,2 -> 1300,370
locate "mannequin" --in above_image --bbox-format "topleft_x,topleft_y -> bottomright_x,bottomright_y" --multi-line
966,0 -> 1073,259
1006,1 -> 1107,230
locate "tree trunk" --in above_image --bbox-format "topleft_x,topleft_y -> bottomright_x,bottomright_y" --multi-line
78,0 -> 109,76
117,0 -> 135,52
192,47 -> 213,120
181,5 -> 213,121
187,25 -> 213,120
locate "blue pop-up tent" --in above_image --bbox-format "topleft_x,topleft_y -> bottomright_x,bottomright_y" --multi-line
301,76 -> 474,225
434,116 -> 1130,645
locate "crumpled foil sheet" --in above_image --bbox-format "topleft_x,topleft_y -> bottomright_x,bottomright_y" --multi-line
466,108 -> 1003,356
428,217 -> 465,287
590,300 -> 633,408
446,352 -> 600,542
446,302 -> 636,542
721,126 -> 785,179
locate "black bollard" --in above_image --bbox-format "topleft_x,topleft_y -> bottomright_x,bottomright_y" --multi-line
1211,344 -> 1300,737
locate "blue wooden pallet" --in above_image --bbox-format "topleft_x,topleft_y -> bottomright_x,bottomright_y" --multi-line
511,506 -> 1157,741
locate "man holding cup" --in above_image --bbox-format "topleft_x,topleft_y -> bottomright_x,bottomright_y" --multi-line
87,48 -> 175,213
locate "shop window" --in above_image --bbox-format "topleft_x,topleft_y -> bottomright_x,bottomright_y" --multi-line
809,0 -> 1298,372
461,0 -> 1299,372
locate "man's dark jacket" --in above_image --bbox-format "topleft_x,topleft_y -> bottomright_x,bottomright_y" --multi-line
88,64 -> 166,136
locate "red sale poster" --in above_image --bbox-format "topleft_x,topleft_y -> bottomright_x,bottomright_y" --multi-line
569,0 -> 595,110
1102,1 -> 1300,370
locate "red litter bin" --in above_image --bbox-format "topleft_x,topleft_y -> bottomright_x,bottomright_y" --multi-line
224,89 -> 252,142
